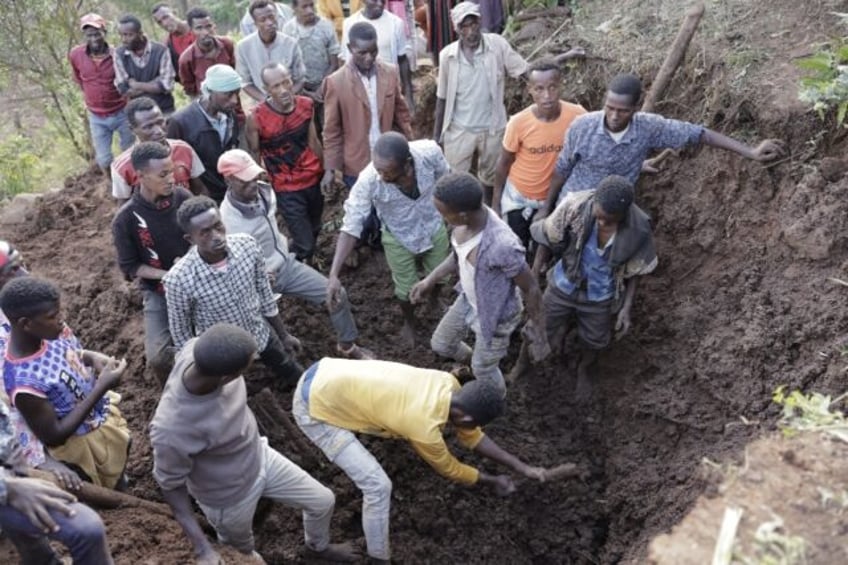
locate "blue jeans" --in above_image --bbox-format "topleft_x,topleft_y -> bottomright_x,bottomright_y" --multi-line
0,501 -> 113,564
88,110 -> 134,168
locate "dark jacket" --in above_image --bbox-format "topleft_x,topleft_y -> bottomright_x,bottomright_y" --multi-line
166,100 -> 239,201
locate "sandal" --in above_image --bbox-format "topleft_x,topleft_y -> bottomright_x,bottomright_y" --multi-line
337,343 -> 376,360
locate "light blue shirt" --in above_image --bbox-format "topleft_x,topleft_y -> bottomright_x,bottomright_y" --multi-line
553,221 -> 616,302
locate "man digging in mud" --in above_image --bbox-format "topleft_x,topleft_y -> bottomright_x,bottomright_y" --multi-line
292,357 -> 574,564
151,323 -> 358,564
513,176 -> 658,401
411,172 -> 548,398
328,132 -> 452,344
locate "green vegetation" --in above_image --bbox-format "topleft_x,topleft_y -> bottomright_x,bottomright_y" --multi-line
796,14 -> 848,125
772,386 -> 848,443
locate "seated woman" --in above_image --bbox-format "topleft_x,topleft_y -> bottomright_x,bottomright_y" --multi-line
0,277 -> 130,489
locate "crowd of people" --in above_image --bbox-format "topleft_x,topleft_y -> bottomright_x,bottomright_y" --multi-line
0,0 -> 787,563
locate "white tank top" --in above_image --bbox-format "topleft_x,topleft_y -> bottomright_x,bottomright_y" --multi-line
453,231 -> 484,312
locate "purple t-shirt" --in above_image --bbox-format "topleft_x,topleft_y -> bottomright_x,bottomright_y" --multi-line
4,327 -> 108,437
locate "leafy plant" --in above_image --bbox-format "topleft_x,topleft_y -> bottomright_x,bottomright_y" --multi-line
772,386 -> 848,443
0,134 -> 42,200
796,15 -> 848,125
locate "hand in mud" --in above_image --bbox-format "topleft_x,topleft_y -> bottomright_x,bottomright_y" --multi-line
640,159 -> 660,175
520,465 -> 547,482
751,139 -> 786,162
282,333 -> 303,355
491,474 -> 516,497
409,278 -> 433,305
195,548 -> 224,565
615,309 -> 631,340
99,358 -> 127,390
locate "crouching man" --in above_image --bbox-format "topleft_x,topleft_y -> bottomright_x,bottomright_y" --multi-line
150,323 -> 358,564
293,357 -> 557,563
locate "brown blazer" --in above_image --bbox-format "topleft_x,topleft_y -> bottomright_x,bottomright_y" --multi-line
322,60 -> 413,177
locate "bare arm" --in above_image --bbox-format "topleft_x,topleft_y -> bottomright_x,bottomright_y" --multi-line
701,129 -> 785,162
409,252 -> 457,304
135,265 -> 169,280
188,177 -> 209,197
492,149 -> 516,217
326,231 -> 359,309
161,486 -> 219,561
473,436 -> 544,479
615,277 -> 639,338
514,268 -> 544,328
539,171 -> 566,218
16,360 -> 124,447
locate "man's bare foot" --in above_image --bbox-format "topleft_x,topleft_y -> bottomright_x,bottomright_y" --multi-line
307,542 -> 361,562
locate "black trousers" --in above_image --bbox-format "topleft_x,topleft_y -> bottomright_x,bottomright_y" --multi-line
260,326 -> 304,385
276,184 -> 324,261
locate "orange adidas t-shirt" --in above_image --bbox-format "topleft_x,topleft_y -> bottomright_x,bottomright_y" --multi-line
502,101 -> 588,200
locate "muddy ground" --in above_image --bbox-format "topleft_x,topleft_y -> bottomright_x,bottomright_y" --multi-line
2,0 -> 848,563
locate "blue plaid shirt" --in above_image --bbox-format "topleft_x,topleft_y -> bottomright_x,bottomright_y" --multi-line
552,221 -> 616,302
554,111 -> 704,196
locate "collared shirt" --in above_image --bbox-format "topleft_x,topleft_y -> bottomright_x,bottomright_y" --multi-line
113,39 -> 176,93
462,209 -> 528,343
178,36 -> 237,97
554,111 -> 705,196
197,101 -> 230,145
163,234 -> 279,351
341,10 -> 409,64
358,71 -> 381,150
68,43 -> 126,116
236,31 -> 307,94
552,221 -> 616,301
342,140 -> 449,254
281,17 -> 341,88
307,358 -> 484,484
451,43 -> 491,132
436,34 -> 527,136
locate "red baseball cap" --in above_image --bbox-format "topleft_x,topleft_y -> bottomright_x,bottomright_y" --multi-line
217,150 -> 265,181
80,13 -> 107,31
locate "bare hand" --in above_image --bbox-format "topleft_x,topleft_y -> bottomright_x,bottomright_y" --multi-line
266,270 -> 277,286
640,159 -> 660,175
521,465 -> 547,481
281,333 -> 303,355
99,357 -> 127,390
491,474 -> 516,497
409,278 -> 433,305
326,276 -> 343,310
560,46 -> 586,60
751,139 -> 786,162
7,442 -> 30,474
615,309 -> 631,340
5,476 -> 77,533
522,320 -> 551,363
86,351 -> 113,373
320,170 -> 335,193
40,459 -> 83,491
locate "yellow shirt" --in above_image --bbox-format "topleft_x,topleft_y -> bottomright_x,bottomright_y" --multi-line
308,358 -> 484,484
316,0 -> 344,39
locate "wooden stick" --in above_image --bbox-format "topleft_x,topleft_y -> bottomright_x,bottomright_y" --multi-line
24,468 -> 173,517
253,388 -> 321,467
641,3 -> 706,113
543,463 -> 581,482
711,506 -> 743,565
